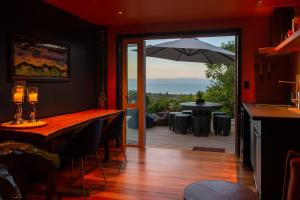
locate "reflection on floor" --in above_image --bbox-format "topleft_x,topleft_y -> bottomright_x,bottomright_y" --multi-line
27,147 -> 254,199
146,125 -> 235,153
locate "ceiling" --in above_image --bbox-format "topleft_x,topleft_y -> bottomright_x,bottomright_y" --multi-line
45,0 -> 297,26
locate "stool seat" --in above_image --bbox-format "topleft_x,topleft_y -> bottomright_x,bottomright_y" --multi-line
215,115 -> 231,136
175,114 -> 191,134
182,110 -> 192,115
169,112 -> 181,131
184,180 -> 258,200
212,112 -> 226,133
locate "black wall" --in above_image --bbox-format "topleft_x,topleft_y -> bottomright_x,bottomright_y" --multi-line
0,0 -> 106,122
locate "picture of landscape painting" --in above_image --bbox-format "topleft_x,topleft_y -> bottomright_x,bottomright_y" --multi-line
11,37 -> 69,80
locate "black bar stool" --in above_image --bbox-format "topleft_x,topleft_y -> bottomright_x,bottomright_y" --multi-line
175,114 -> 191,134
169,112 -> 181,131
215,115 -> 231,136
212,111 -> 226,134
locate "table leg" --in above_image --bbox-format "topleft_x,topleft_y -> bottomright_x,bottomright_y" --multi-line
191,110 -> 212,135
104,140 -> 110,162
47,161 -> 57,200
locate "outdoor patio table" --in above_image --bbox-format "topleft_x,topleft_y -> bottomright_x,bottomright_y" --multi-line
180,102 -> 222,135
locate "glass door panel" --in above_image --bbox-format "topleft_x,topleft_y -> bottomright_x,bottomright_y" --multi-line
122,40 -> 145,147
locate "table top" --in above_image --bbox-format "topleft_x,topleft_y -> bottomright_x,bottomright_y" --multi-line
180,102 -> 222,111
0,109 -> 123,141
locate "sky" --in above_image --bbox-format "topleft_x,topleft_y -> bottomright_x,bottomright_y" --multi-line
127,36 -> 235,79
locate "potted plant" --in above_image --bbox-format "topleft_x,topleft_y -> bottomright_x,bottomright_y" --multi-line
196,91 -> 205,104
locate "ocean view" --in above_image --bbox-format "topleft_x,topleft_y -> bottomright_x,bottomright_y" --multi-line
128,78 -> 212,94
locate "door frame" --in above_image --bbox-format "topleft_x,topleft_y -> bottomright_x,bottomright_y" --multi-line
116,28 -> 242,154
121,39 -> 146,147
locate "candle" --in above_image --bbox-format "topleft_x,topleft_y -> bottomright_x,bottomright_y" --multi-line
13,93 -> 23,103
16,87 -> 24,93
28,92 -> 38,102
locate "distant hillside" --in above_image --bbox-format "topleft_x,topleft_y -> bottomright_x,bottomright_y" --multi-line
129,78 -> 212,94
146,78 -> 211,84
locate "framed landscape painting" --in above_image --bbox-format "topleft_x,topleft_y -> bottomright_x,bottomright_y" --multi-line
11,36 -> 70,81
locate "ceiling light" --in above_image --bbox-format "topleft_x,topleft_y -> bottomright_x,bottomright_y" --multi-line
255,0 -> 263,6
117,11 -> 124,15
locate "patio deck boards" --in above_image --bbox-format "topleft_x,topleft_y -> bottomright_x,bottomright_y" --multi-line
127,120 -> 235,153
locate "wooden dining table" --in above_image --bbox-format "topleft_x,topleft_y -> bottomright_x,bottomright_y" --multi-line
0,108 -> 123,200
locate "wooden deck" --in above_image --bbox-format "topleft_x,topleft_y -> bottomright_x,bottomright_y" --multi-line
28,147 -> 255,199
146,125 -> 235,153
127,120 -> 235,153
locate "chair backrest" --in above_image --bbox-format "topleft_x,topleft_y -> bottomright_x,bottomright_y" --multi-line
0,164 -> 22,200
102,112 -> 124,142
282,150 -> 300,200
66,119 -> 103,158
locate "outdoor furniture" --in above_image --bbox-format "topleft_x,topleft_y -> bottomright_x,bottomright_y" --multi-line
152,112 -> 169,126
175,114 -> 190,134
181,102 -> 222,135
145,38 -> 235,65
182,110 -> 192,115
212,111 -> 226,134
127,110 -> 155,129
183,180 -> 259,200
169,112 -> 181,131
215,115 -> 231,136
192,116 -> 210,136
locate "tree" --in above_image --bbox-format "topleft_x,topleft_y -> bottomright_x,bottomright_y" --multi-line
203,41 -> 235,117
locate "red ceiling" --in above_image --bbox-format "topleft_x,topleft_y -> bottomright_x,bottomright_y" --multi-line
45,0 -> 297,26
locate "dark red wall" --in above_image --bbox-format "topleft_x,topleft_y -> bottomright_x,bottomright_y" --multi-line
0,0 -> 106,122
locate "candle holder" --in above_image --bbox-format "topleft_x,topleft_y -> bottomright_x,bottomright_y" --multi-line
11,81 -> 25,124
27,87 -> 38,123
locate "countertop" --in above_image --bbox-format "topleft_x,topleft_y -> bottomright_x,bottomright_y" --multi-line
243,103 -> 300,119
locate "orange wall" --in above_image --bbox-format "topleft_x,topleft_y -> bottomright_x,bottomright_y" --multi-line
107,17 -> 271,108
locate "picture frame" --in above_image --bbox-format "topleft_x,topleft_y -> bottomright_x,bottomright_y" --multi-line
10,35 -> 70,81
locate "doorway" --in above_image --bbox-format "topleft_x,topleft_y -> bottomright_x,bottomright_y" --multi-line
145,36 -> 236,153
118,30 -> 241,154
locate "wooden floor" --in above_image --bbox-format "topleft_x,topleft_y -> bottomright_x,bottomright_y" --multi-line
28,147 -> 255,199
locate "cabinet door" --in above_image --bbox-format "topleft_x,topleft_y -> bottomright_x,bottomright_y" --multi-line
250,120 -> 256,170
254,121 -> 262,196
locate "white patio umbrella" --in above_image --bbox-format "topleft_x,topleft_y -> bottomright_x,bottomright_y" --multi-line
145,38 -> 235,65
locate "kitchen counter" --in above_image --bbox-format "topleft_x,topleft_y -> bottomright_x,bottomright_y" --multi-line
241,103 -> 300,200
243,103 -> 300,119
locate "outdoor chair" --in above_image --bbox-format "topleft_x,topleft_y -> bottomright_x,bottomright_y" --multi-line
152,112 -> 169,126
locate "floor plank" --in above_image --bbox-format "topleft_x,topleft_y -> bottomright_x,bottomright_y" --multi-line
27,147 -> 254,199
